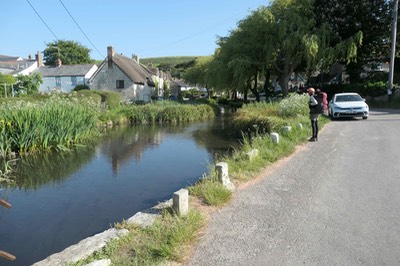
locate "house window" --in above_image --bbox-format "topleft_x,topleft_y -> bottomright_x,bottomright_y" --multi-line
71,76 -> 77,86
116,80 -> 125,89
55,76 -> 61,86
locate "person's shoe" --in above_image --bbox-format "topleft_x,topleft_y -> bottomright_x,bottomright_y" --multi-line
308,137 -> 317,142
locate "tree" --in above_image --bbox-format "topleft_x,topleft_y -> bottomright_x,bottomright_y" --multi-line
204,7 -> 276,101
183,57 -> 213,97
14,73 -> 43,95
314,0 -> 391,81
203,0 -> 363,98
43,40 -> 93,65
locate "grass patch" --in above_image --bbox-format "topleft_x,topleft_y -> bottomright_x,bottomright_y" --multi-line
71,209 -> 205,266
189,174 -> 232,206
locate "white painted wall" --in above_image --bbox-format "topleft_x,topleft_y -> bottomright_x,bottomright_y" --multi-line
14,62 -> 39,76
38,65 -> 98,93
90,63 -> 154,102
39,76 -> 87,93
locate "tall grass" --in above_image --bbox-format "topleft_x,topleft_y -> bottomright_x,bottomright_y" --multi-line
127,101 -> 215,124
231,94 -> 309,135
0,97 -> 99,155
189,174 -> 232,206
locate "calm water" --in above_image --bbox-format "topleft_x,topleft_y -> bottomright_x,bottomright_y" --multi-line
0,116 -> 241,266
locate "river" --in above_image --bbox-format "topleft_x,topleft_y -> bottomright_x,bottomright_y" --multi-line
0,115 -> 241,266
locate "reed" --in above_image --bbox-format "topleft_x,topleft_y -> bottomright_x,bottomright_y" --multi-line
0,98 -> 99,155
127,102 -> 215,124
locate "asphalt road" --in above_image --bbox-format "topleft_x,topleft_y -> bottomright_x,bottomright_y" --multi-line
187,109 -> 400,266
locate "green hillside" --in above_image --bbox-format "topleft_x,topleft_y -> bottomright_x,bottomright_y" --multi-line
140,56 -> 206,67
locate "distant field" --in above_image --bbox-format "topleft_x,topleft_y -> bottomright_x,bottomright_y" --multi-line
140,56 -> 201,67
94,56 -> 211,67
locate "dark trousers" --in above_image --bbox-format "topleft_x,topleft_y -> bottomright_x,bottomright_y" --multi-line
311,118 -> 318,139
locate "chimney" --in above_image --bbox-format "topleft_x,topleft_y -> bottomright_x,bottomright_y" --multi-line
107,46 -> 115,68
55,58 -> 62,67
132,54 -> 139,64
35,51 -> 43,67
28,54 -> 32,60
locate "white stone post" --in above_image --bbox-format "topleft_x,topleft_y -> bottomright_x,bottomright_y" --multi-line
173,189 -> 189,216
270,132 -> 279,144
246,149 -> 259,161
215,162 -> 235,191
282,126 -> 292,133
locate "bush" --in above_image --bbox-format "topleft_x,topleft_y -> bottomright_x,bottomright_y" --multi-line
216,97 -> 229,105
74,90 -> 102,105
93,90 -> 121,109
322,81 -> 389,100
73,84 -> 90,91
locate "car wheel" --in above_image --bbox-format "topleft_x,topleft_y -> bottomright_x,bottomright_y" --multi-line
363,116 -> 368,120
328,109 -> 334,119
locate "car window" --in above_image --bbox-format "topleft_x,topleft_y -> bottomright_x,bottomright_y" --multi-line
335,95 -> 363,102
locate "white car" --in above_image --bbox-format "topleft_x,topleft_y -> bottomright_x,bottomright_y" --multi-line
328,92 -> 369,119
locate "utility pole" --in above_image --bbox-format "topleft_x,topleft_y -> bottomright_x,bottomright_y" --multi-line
388,0 -> 398,101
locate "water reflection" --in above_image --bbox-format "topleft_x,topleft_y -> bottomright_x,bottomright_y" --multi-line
0,116 -> 241,266
8,147 -> 96,190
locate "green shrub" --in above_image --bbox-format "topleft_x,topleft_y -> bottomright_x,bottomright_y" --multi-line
72,84 -> 90,91
228,100 -> 244,109
93,90 -> 121,109
73,90 -> 102,105
217,97 -> 229,105
322,81 -> 389,100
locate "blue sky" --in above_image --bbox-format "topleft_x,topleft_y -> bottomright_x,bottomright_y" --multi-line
2,0 -> 268,60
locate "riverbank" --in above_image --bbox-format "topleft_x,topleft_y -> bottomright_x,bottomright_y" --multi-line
63,94 -> 330,265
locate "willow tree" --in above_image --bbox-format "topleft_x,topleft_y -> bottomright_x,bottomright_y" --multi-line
206,0 -> 363,98
229,6 -> 276,100
182,56 -> 213,97
205,7 -> 275,101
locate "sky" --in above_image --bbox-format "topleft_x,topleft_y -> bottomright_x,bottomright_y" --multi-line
2,0 -> 268,60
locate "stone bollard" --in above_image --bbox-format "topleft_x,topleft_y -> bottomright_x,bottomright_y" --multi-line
270,132 -> 279,144
215,162 -> 235,191
281,126 -> 292,133
297,123 -> 303,130
173,189 -> 189,216
246,149 -> 259,161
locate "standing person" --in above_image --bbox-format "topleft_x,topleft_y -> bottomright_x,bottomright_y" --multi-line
316,88 -> 328,116
307,87 -> 319,141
